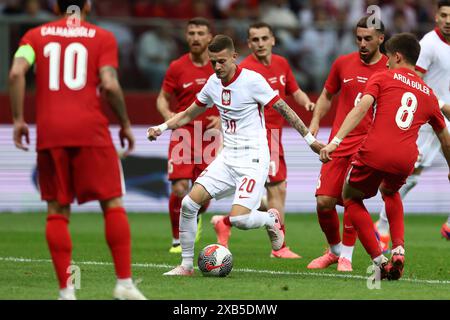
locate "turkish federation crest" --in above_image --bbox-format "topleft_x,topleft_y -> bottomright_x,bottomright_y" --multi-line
222,89 -> 231,106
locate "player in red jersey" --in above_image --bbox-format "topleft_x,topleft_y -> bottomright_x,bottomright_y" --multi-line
211,22 -> 314,258
320,33 -> 450,280
8,0 -> 145,300
307,17 -> 388,272
156,17 -> 220,254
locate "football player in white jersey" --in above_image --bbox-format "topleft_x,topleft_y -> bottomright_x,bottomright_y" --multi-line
147,35 -> 324,276
376,0 -> 450,242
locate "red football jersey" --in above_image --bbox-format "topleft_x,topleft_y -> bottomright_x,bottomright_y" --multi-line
325,52 -> 388,157
359,67 -> 446,175
19,18 -> 117,150
162,53 -> 217,129
239,54 -> 299,129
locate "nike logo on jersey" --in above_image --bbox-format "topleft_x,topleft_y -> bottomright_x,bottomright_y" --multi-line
223,109 -> 230,114
239,195 -> 250,199
182,82 -> 193,88
343,78 -> 353,83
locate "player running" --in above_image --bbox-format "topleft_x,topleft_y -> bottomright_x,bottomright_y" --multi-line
307,16 -> 388,271
320,33 -> 450,280
148,35 -> 324,276
211,22 -> 315,258
9,0 -> 145,299
376,0 -> 450,242
156,17 -> 220,254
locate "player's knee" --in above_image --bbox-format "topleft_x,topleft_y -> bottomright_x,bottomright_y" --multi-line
316,196 -> 336,212
181,195 -> 200,219
172,180 -> 189,198
47,201 -> 70,216
100,197 -> 123,211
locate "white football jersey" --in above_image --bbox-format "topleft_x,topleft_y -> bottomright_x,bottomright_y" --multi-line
196,67 -> 279,167
416,28 -> 450,104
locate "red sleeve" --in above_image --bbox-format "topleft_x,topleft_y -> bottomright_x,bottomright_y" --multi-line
363,72 -> 384,100
161,61 -> 178,94
265,95 -> 281,108
285,62 -> 300,95
324,58 -> 341,94
98,31 -> 119,69
19,29 -> 36,49
429,97 -> 447,133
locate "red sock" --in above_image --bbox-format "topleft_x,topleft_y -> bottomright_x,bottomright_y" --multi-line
317,208 -> 341,245
382,192 -> 404,248
342,209 -> 357,246
169,193 -> 182,239
46,214 -> 72,289
223,216 -> 231,226
199,200 -> 210,214
104,207 -> 131,279
344,199 -> 381,259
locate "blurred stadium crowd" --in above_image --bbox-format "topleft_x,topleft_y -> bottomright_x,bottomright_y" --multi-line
0,0 -> 442,91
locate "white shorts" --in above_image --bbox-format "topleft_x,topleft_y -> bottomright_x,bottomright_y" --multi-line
195,153 -> 269,210
416,121 -> 449,168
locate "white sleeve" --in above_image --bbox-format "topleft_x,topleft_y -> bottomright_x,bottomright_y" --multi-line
416,36 -> 434,72
251,73 -> 278,107
196,77 -> 214,108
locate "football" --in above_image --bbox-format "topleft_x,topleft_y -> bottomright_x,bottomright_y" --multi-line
198,244 -> 233,277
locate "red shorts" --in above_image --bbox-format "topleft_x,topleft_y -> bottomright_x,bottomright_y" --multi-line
266,128 -> 286,184
267,155 -> 287,184
315,156 -> 352,204
168,126 -> 219,182
37,146 -> 124,205
345,158 -> 407,199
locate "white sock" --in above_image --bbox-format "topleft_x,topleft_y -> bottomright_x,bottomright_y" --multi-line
330,242 -> 342,256
373,254 -> 387,266
59,286 -> 75,298
229,210 -> 273,230
391,245 -> 405,255
172,238 -> 180,246
117,278 -> 133,287
340,245 -> 354,262
447,215 -> 450,226
179,195 -> 201,270
378,208 -> 390,234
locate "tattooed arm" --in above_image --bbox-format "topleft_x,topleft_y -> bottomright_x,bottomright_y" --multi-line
272,98 -> 325,154
100,66 -> 134,157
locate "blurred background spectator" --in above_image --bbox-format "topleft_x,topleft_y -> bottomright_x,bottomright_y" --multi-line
0,0 -> 442,92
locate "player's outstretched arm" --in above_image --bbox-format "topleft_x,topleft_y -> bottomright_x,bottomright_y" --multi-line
9,57 -> 31,151
309,88 -> 334,137
100,66 -> 135,157
291,89 -> 316,112
320,94 -> 374,163
156,89 -> 175,121
147,103 -> 206,141
436,128 -> 450,181
272,98 -> 324,154
442,104 -> 450,121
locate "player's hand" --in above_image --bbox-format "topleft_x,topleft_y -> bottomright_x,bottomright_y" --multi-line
310,140 -> 325,155
320,143 -> 338,163
304,102 -> 316,112
309,121 -> 320,137
206,116 -> 221,130
13,121 -> 30,151
147,126 -> 163,142
119,125 -> 135,157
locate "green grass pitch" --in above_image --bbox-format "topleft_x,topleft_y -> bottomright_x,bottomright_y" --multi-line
0,212 -> 448,300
